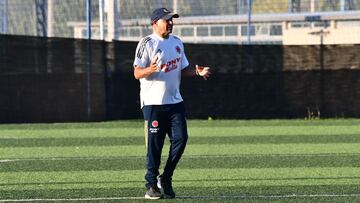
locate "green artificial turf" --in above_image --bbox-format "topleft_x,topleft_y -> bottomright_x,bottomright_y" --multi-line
1,119 -> 360,202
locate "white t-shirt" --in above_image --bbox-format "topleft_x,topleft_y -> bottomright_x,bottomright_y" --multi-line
133,33 -> 189,108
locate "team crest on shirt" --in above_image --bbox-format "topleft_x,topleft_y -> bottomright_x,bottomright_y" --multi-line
151,120 -> 159,127
150,120 -> 159,133
176,46 -> 181,54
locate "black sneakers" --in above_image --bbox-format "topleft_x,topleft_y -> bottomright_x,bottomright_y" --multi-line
144,185 -> 162,200
157,177 -> 176,199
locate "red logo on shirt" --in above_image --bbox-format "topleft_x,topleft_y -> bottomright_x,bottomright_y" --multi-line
160,57 -> 181,73
176,46 -> 181,54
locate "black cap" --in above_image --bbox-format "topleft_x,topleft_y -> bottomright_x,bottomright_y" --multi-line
150,8 -> 179,24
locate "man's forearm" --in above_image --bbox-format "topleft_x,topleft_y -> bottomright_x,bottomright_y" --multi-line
182,65 -> 211,80
134,66 -> 157,79
181,66 -> 197,77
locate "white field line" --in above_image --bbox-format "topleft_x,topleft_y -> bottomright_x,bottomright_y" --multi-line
1,194 -> 360,202
0,157 -> 142,163
2,153 -> 360,163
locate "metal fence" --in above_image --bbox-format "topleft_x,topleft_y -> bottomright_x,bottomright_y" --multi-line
1,0 -> 360,122
1,0 -> 360,44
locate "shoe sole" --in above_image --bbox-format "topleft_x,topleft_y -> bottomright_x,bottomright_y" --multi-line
163,194 -> 175,199
144,194 -> 162,200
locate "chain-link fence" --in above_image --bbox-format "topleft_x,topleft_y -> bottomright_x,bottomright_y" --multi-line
1,0 -> 360,44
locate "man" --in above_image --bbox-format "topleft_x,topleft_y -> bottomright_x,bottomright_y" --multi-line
133,7 -> 211,199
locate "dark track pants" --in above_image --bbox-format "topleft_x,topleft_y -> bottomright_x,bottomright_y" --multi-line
142,102 -> 188,189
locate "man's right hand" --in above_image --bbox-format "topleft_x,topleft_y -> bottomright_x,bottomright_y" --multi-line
133,56 -> 160,80
149,56 -> 160,73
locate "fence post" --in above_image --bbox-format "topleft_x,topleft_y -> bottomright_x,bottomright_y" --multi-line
47,0 -> 54,37
2,0 -> 8,33
86,0 -> 92,120
106,0 -> 119,41
99,0 -> 104,40
34,0 -> 47,37
247,0 -> 252,44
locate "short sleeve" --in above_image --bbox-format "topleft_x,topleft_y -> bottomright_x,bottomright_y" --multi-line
133,37 -> 151,68
180,43 -> 189,70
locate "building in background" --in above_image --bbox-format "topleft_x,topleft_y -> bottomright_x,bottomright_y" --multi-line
2,0 -> 360,44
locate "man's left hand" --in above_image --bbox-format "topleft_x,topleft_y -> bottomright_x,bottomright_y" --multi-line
196,65 -> 211,80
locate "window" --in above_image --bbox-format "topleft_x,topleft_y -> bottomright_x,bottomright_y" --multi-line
290,0 -> 301,12
119,28 -> 128,37
210,26 -> 223,36
81,29 -> 100,38
181,27 -> 194,36
197,27 -> 209,36
313,21 -> 330,28
241,25 -> 255,36
141,27 -> 152,36
172,28 -> 180,36
225,26 -> 238,36
290,22 -> 311,28
270,25 -> 282,36
256,24 -> 269,35
81,29 -> 86,38
129,28 -> 140,37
